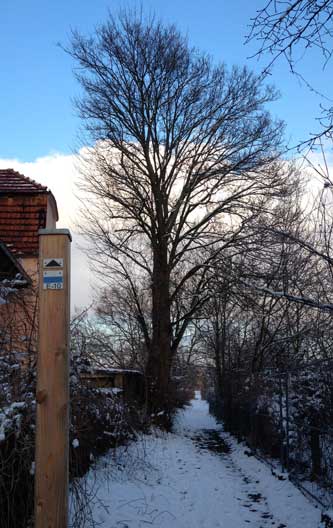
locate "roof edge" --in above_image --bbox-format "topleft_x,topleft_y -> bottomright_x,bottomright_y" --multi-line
0,241 -> 32,287
0,168 -> 48,192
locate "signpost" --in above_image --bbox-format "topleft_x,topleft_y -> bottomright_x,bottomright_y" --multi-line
35,229 -> 71,528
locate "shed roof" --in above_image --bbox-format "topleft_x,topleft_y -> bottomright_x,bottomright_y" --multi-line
82,367 -> 143,377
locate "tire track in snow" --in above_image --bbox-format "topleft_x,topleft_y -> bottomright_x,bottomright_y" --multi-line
189,427 -> 287,528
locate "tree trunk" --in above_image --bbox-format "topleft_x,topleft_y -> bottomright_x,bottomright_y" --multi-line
146,245 -> 172,411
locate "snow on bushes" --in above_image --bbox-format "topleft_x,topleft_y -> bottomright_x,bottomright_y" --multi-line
211,359 -> 333,507
0,315 -> 147,528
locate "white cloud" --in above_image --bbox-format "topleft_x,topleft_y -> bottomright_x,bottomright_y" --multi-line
0,152 -> 93,311
0,152 -> 80,228
2,147 -> 331,312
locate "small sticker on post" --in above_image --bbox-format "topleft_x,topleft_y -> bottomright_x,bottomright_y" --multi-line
43,258 -> 64,268
43,270 -> 64,290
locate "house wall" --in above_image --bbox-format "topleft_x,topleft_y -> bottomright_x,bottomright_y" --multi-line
0,285 -> 38,366
46,194 -> 58,228
0,193 -> 57,365
0,194 -> 49,257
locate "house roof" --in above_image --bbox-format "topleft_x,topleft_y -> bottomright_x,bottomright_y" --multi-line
0,168 -> 59,256
0,169 -> 48,194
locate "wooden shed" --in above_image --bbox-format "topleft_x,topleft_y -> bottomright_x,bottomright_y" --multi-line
81,368 -> 145,403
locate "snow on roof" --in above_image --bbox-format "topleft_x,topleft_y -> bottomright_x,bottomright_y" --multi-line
83,367 -> 143,376
0,241 -> 31,285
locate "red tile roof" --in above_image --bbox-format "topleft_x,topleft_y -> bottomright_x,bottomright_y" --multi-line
0,169 -> 55,257
0,168 -> 48,193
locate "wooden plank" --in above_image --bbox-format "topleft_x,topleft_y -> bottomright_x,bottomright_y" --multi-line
35,229 -> 71,528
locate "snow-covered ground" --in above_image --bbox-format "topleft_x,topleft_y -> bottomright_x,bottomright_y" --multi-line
73,392 -> 322,527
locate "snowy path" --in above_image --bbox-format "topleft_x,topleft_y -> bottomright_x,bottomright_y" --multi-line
76,394 -> 322,527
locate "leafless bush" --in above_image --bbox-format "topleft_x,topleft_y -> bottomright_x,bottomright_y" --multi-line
0,296 -> 149,527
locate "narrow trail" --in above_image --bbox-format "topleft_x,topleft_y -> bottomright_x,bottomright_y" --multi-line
78,393 -> 322,528
189,428 -> 286,528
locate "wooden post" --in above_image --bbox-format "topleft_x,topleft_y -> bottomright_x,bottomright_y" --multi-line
35,229 -> 71,528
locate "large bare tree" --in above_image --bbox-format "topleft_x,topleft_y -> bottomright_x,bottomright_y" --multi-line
68,11 -> 292,409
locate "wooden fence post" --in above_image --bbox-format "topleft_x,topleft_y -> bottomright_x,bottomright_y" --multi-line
35,228 -> 71,528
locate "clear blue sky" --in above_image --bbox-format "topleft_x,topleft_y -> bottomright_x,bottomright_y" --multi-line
0,0 -> 329,161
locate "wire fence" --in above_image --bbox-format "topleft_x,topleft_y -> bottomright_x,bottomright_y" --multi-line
209,359 -> 333,508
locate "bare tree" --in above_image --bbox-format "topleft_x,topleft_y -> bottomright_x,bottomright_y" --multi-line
243,171 -> 333,313
248,0 -> 333,145
68,11 -> 292,409
203,195 -> 333,486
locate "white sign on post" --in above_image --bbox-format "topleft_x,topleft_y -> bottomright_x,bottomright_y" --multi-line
43,270 -> 64,290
